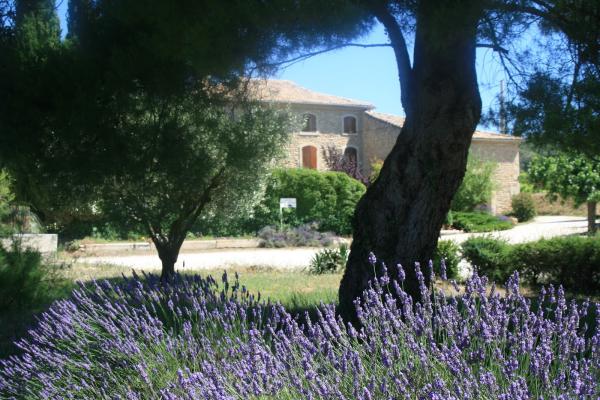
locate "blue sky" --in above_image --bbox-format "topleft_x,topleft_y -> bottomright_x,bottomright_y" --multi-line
56,4 -> 506,131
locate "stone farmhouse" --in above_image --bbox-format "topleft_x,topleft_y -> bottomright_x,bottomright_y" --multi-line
251,79 -> 521,214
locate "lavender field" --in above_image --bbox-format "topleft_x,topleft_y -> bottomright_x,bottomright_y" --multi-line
1,258 -> 598,399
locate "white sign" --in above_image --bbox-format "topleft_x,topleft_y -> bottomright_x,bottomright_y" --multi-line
279,198 -> 297,208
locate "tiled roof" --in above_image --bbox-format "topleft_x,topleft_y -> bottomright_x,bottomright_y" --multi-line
250,79 -> 374,109
366,111 -> 521,142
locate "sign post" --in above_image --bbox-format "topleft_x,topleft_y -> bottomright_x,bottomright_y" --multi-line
279,198 -> 297,229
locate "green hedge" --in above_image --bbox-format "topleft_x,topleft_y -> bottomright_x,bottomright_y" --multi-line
252,169 -> 366,235
461,237 -> 514,283
461,235 -> 600,294
452,212 -> 514,233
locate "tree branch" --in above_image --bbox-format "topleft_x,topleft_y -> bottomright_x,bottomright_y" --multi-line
484,17 -> 525,92
565,45 -> 582,111
262,43 -> 392,69
370,3 -> 413,116
476,42 -> 509,54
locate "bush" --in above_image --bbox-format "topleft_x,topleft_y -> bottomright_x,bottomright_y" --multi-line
511,235 -> 600,293
308,243 -> 349,274
511,192 -> 537,222
2,269 -> 599,398
452,211 -> 514,232
258,223 -> 335,248
0,245 -> 71,312
433,240 -> 460,279
451,156 -> 496,211
461,237 -> 514,282
369,159 -> 383,184
253,168 -> 366,235
462,235 -> 600,294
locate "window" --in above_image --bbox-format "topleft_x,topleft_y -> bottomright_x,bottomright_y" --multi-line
343,116 -> 357,134
302,114 -> 317,132
344,147 -> 358,164
302,145 -> 317,169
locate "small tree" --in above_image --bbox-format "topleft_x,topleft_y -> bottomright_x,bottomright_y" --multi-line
529,153 -> 599,233
451,156 -> 496,212
322,145 -> 368,186
94,93 -> 289,277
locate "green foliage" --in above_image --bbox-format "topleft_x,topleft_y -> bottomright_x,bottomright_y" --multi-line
462,235 -> 600,294
529,154 -> 600,207
0,244 -> 71,312
451,156 -> 496,212
511,236 -> 600,294
461,237 -> 514,283
309,244 -> 350,274
0,170 -> 14,236
253,169 -> 366,235
433,240 -> 459,279
369,159 -> 383,184
452,212 -> 514,233
511,193 -> 537,222
510,71 -> 600,158
518,172 -> 535,193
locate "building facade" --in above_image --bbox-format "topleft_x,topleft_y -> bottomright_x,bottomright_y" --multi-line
252,79 -> 521,214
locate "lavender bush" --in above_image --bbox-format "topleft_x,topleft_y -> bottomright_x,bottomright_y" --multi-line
1,261 -> 599,399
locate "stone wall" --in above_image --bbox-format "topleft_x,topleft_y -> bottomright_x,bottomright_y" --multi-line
470,140 -> 521,214
362,114 -> 402,170
278,104 -> 367,170
361,113 -> 520,214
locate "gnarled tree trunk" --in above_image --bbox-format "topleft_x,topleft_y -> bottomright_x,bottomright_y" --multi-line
152,234 -> 186,280
339,1 -> 483,323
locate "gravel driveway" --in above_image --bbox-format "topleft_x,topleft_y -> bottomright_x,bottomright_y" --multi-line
76,216 -> 591,272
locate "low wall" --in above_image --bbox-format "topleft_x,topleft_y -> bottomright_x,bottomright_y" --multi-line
80,238 -> 262,254
0,234 -> 58,255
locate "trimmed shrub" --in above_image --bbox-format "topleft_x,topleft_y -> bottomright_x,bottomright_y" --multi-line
462,235 -> 600,294
452,211 -> 513,232
308,243 -> 349,274
433,240 -> 460,279
511,235 -> 600,293
461,237 -> 514,283
258,224 -> 335,248
511,192 -> 537,222
253,168 -> 366,235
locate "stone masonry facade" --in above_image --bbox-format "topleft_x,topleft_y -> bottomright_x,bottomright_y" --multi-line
254,80 -> 521,214
363,111 -> 521,214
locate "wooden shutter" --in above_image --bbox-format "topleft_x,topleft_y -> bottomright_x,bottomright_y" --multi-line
302,146 -> 317,169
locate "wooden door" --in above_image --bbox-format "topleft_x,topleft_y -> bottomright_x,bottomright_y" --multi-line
302,146 -> 317,169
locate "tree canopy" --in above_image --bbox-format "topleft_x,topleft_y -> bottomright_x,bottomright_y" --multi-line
529,153 -> 599,233
2,0 -> 600,316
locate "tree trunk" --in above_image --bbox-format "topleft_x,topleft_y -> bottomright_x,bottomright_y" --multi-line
588,201 -> 597,235
339,2 -> 482,323
152,236 -> 185,280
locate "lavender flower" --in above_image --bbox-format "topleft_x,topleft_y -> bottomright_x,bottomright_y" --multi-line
0,260 -> 598,399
